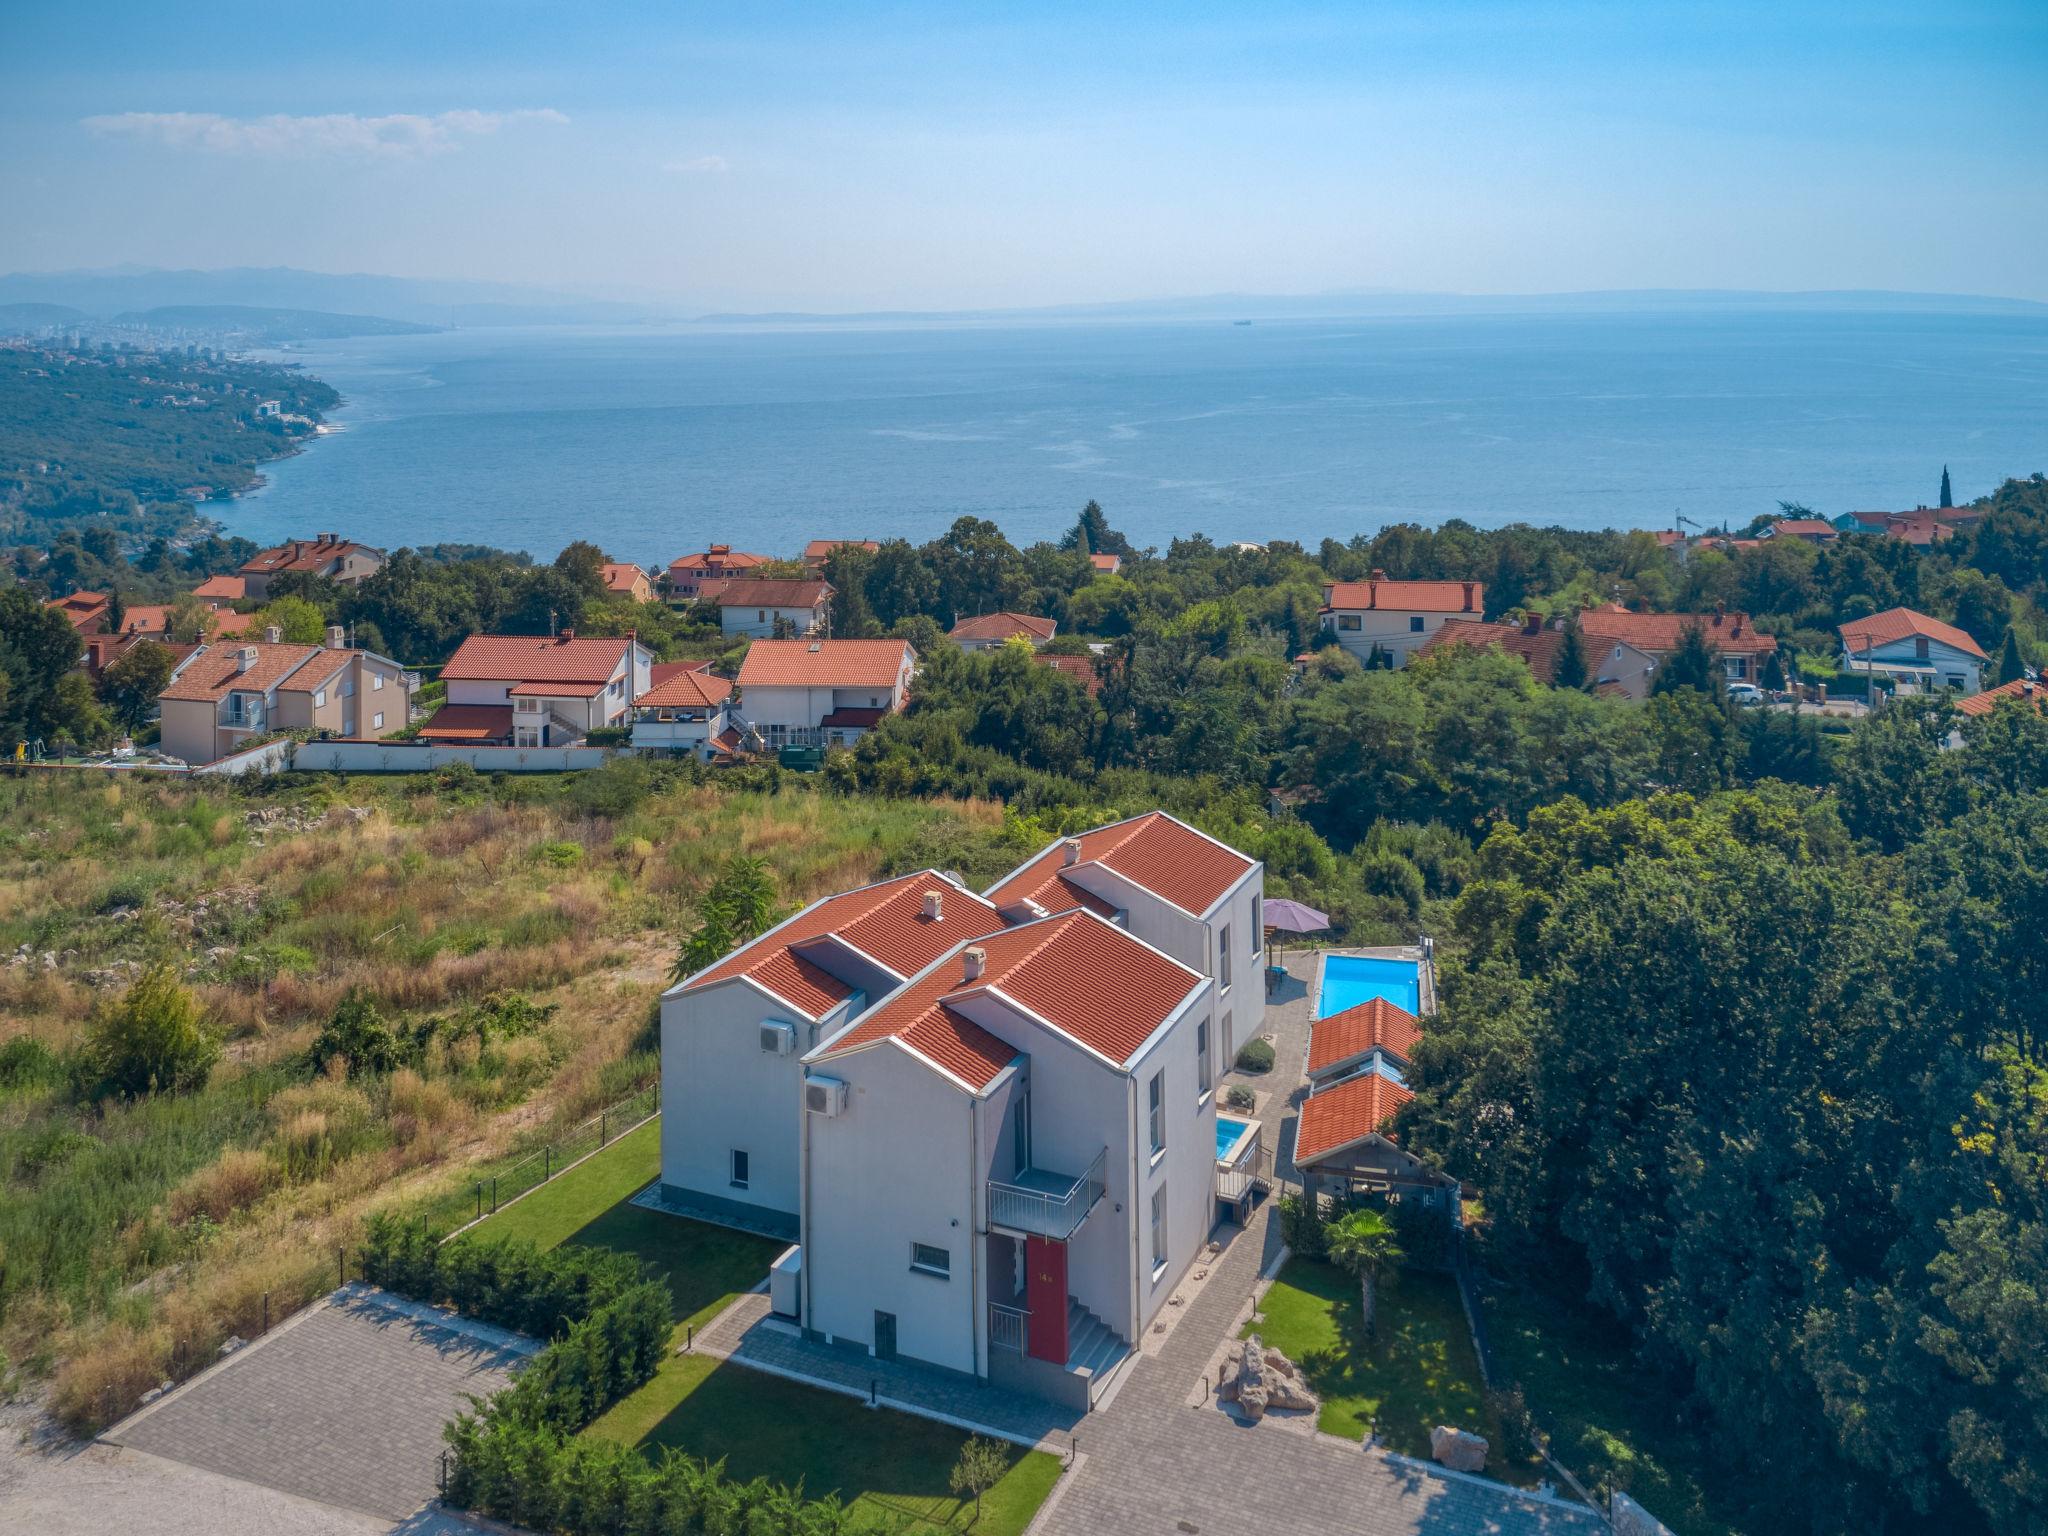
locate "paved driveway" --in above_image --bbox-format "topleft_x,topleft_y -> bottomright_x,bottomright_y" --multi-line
105,1284 -> 534,1523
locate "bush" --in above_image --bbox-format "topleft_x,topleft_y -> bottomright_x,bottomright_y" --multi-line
357,1216 -> 647,1339
1224,1084 -> 1256,1112
538,840 -> 584,868
1278,1192 -> 1328,1259
1386,1195 -> 1454,1270
311,988 -> 408,1078
84,965 -> 220,1098
1234,1037 -> 1275,1073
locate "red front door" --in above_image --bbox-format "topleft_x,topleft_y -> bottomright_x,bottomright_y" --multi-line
1025,1236 -> 1068,1364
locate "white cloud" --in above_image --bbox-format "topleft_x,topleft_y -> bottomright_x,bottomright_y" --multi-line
664,154 -> 729,174
82,109 -> 569,159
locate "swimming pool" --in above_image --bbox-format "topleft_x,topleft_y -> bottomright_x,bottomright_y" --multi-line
1215,1114 -> 1257,1164
1316,953 -> 1421,1017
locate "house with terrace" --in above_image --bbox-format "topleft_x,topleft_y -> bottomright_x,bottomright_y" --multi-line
1318,573 -> 1485,667
156,635 -> 413,765
629,666 -> 740,760
429,632 -> 654,748
1839,607 -> 1986,695
601,563 -> 655,602
735,638 -> 914,748
1576,606 -> 1777,697
236,534 -> 383,600
665,544 -> 766,601
716,578 -> 833,639
948,612 -> 1058,652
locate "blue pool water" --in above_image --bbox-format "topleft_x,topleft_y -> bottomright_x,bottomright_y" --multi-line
1318,955 -> 1421,1017
1215,1116 -> 1255,1163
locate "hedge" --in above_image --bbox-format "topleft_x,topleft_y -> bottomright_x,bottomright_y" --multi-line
358,1215 -> 645,1339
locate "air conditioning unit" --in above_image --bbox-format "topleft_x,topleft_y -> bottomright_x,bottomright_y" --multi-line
759,1022 -> 795,1056
805,1075 -> 849,1117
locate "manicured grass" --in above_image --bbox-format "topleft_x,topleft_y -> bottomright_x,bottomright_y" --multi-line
1246,1258 -> 1539,1483
1483,1279 -> 1737,1536
466,1116 -> 662,1249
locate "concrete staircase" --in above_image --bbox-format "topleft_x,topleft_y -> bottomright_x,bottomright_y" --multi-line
1064,1298 -> 1131,1394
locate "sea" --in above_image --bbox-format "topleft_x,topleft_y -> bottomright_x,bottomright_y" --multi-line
233,310 -> 2048,565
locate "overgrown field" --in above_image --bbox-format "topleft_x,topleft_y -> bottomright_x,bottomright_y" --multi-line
0,761 -> 1000,1431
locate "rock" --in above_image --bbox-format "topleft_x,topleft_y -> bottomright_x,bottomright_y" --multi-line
1429,1425 -> 1489,1472
1217,1334 -> 1320,1423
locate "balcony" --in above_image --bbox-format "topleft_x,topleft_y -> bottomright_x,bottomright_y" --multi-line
987,1146 -> 1107,1241
221,697 -> 267,732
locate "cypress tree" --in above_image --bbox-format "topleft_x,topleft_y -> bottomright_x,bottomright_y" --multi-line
1996,625 -> 2027,687
1553,622 -> 1588,689
1940,464 -> 1954,509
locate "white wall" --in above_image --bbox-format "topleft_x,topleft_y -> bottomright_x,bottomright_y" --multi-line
1124,990 -> 1219,1337
291,742 -> 611,772
446,678 -> 514,707
722,605 -> 825,639
661,976 -> 847,1219
741,683 -> 836,729
1847,638 -> 1982,693
1321,608 -> 1463,666
803,1042 -> 979,1373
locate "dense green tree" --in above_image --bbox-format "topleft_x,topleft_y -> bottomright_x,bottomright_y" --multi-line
1996,625 -> 2028,686
1553,621 -> 1588,689
1650,620 -> 1721,695
1940,464 -> 1954,509
254,593 -> 329,645
86,964 -> 221,1097
1059,499 -> 1135,558
0,584 -> 84,740
99,639 -> 176,732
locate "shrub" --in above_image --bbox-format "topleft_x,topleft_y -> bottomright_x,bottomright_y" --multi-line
1234,1037 -> 1275,1073
1278,1192 -> 1328,1259
1224,1084 -> 1256,1112
538,840 -> 584,868
0,1034 -> 64,1089
168,1147 -> 276,1226
1386,1195 -> 1454,1270
310,988 -> 408,1078
84,965 -> 221,1098
358,1217 -> 647,1340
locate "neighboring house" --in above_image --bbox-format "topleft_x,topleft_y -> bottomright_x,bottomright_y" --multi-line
1576,607 -> 1777,697
666,545 -> 766,600
716,578 -> 833,639
802,539 -> 878,570
984,810 -> 1265,1070
735,638 -> 913,747
432,632 -> 654,748
1037,653 -> 1103,696
600,563 -> 655,603
630,667 -> 740,760
1957,676 -> 2048,720
1839,607 -> 1986,694
1415,616 -> 1567,684
1304,997 -> 1421,1088
1291,1072 -> 1458,1212
1839,507 -> 1959,545
191,574 -> 247,608
1088,553 -> 1122,575
157,636 -> 413,765
949,612 -> 1058,652
47,590 -> 110,631
1317,574 -> 1485,667
1764,519 -> 1839,545
237,534 -> 383,599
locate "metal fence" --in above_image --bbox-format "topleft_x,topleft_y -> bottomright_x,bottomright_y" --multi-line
460,1078 -> 660,1227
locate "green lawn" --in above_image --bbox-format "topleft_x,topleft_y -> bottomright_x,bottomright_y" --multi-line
1482,1280 -> 1739,1536
479,1119 -> 1063,1534
1246,1258 -> 1538,1483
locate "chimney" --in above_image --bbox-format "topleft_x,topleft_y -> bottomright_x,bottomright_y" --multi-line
1369,568 -> 1387,582
962,946 -> 986,983
1062,837 -> 1082,867
557,629 -> 575,644
326,624 -> 346,650
262,625 -> 283,645
236,646 -> 258,673
922,889 -> 944,922
1462,581 -> 1476,611
1713,603 -> 1726,625
1523,613 -> 1541,636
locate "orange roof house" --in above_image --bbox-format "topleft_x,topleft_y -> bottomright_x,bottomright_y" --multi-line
1306,997 -> 1423,1083
1839,607 -> 1989,694
1318,572 -> 1485,668
985,810 -> 1256,923
1956,677 -> 2047,719
1294,1072 -> 1414,1165
1416,617 -> 1568,685
236,534 -> 382,598
600,563 -> 654,602
949,612 -> 1058,650
191,574 -> 247,606
803,539 -> 879,569
665,545 -> 766,598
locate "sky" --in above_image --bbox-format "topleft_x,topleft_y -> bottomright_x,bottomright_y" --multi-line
2,1 -> 2045,312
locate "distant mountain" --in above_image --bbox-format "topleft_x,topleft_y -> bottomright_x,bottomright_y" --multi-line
112,306 -> 440,342
0,267 -> 666,327
0,301 -> 91,332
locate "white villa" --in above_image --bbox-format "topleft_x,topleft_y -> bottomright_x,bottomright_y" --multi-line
657,812 -> 1265,1408
1839,607 -> 1987,695
735,638 -> 915,749
629,666 -> 740,760
1318,574 -> 1486,667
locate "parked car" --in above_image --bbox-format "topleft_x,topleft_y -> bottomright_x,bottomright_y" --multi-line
1727,682 -> 1765,706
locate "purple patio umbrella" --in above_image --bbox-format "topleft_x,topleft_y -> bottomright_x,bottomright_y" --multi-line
1261,898 -> 1329,934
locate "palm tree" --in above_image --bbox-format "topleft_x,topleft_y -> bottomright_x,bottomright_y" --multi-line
1326,1207 -> 1403,1335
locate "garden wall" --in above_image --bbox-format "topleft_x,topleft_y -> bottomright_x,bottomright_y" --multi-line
292,742 -> 612,773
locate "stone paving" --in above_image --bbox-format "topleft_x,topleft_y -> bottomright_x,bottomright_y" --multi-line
106,1284 -> 535,1522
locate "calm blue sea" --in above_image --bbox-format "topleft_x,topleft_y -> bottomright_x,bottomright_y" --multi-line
234,312 -> 2048,566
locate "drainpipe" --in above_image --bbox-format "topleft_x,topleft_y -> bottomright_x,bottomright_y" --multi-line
799,1046 -> 813,1339
1127,1071 -> 1142,1343
970,1091 -> 985,1379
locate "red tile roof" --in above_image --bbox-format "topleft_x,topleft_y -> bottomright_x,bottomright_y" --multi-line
804,539 -> 878,561
713,578 -> 832,609
1838,607 -> 1987,662
159,643 -> 321,702
637,669 -> 732,709
949,612 -> 1058,644
116,605 -> 173,637
1088,553 -> 1122,572
818,909 -> 1204,1084
441,633 -> 633,684
1307,998 -> 1422,1077
191,574 -> 247,602
507,678 -> 608,698
239,536 -> 376,576
1415,619 -> 1566,684
1294,1072 -> 1414,1164
1578,608 -> 1776,657
649,659 -> 716,687
1768,519 -> 1837,538
419,704 -> 514,741
1037,654 -> 1103,695
276,649 -> 354,693
819,706 -> 888,729
683,872 -> 1002,1018
600,563 -> 651,596
737,639 -> 912,690
986,811 -> 1255,920
667,547 -> 766,574
1323,579 -> 1482,614
1957,677 -> 2048,718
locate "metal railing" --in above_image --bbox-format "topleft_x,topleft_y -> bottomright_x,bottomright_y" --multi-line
1218,1141 -> 1274,1203
987,1146 -> 1107,1240
462,1078 -> 660,1227
989,1301 -> 1029,1355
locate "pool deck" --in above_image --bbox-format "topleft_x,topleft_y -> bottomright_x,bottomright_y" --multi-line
1310,943 -> 1435,1019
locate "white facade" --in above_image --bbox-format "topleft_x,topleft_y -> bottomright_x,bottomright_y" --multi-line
722,603 -> 828,640
444,643 -> 653,746
1840,634 -> 1983,694
631,700 -> 734,759
1320,604 -> 1471,666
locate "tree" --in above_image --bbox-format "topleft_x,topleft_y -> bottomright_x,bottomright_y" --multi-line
1940,464 -> 1954,509
1325,1207 -> 1403,1334
553,540 -> 608,595
1759,648 -> 1787,692
312,988 -> 407,1077
1553,622 -> 1588,690
1059,500 -> 1134,559
1651,621 -> 1720,695
254,593 -> 328,645
48,671 -> 112,753
104,589 -> 125,635
100,639 -> 176,732
1996,625 -> 2027,686
85,964 -> 220,1097
163,593 -> 218,646
669,856 -> 780,982
948,1435 -> 1010,1524
0,585 -> 85,739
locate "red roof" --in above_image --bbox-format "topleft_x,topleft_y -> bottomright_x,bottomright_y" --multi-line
986,811 -> 1256,920
419,704 -> 514,741
159,643 -> 322,702
737,639 -> 912,690
1578,608 -> 1776,657
804,539 -> 878,561
1416,619 -> 1566,684
649,659 -> 716,687
507,678 -> 608,698
949,612 -> 1058,645
1037,654 -> 1102,696
819,706 -> 888,729
1838,607 -> 1987,662
239,535 -> 376,576
1957,678 -> 2047,718
638,670 -> 732,709
1323,579 -> 1482,615
1307,998 -> 1422,1077
683,872 -> 1002,1018
1089,553 -> 1122,572
818,909 -> 1204,1084
1768,519 -> 1837,538
441,633 -> 633,685
668,547 -> 766,574
1294,1073 -> 1415,1164
191,574 -> 247,602
600,563 -> 650,595
713,578 -> 832,610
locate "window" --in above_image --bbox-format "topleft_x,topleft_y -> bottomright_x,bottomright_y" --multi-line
1915,636 -> 1930,660
1250,894 -> 1261,945
757,610 -> 767,622
1219,925 -> 1232,991
1945,674 -> 1964,690
1409,615 -> 1425,632
1196,1018 -> 1211,1097
371,712 -> 384,730
313,689 -> 326,708
1148,1071 -> 1165,1156
1337,613 -> 1362,632
1150,1186 -> 1168,1272
1729,658 -> 1747,679
729,1149 -> 750,1189
910,1242 -> 951,1278
371,672 -> 384,690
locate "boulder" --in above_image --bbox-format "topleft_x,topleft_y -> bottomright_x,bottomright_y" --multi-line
1217,1333 -> 1320,1422
1429,1425 -> 1489,1472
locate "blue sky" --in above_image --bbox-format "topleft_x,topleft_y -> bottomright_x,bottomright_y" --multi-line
3,1 -> 2044,309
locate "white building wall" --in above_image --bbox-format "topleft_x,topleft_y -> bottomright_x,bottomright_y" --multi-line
740,683 -> 835,730
1321,608 -> 1465,666
660,977 -> 848,1219
722,605 -> 824,639
1846,638 -> 1983,693
803,1044 -> 978,1373
1124,993 -> 1219,1337
446,678 -> 514,708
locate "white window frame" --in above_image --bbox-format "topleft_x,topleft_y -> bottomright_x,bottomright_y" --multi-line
371,671 -> 384,690
1196,1017 -> 1211,1098
1219,924 -> 1232,991
1148,1070 -> 1165,1158
909,1242 -> 951,1279
371,712 -> 384,730
1150,1186 -> 1168,1275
